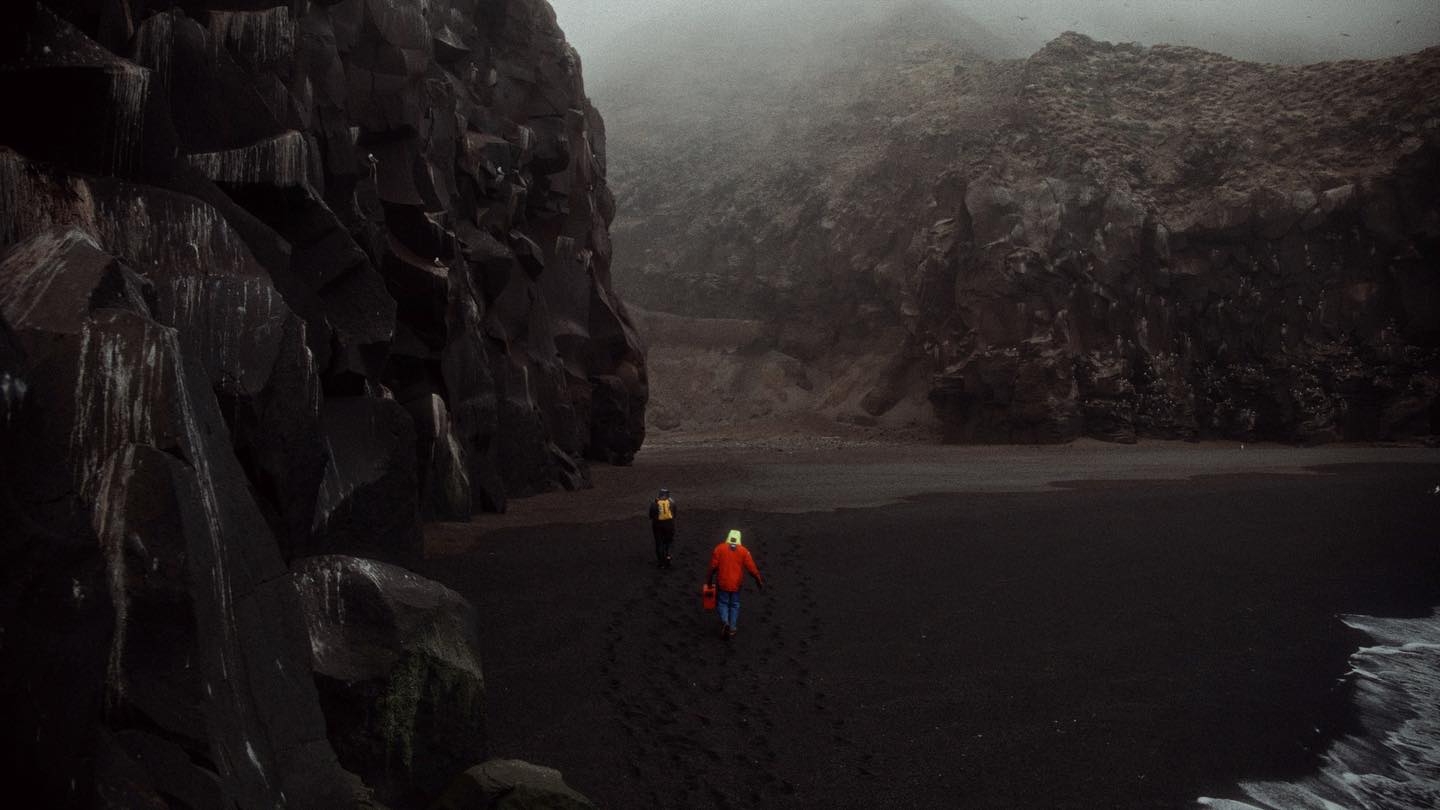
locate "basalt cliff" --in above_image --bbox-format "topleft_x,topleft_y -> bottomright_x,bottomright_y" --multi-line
606,8 -> 1440,443
0,0 -> 636,806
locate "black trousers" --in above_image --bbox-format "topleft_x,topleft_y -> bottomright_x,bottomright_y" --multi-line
652,522 -> 675,566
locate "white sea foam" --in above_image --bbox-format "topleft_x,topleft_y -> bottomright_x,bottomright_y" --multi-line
1199,610 -> 1440,809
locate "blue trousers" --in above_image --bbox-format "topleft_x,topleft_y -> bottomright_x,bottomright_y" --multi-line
717,589 -> 741,629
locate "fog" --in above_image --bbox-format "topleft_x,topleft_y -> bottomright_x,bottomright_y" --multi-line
551,0 -> 1440,74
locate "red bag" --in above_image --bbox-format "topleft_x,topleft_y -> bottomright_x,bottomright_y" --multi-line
701,584 -> 717,611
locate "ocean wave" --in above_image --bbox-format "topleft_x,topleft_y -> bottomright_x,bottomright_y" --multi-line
1198,610 -> 1440,810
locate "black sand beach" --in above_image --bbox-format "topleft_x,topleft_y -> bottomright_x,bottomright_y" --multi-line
417,444 -> 1440,808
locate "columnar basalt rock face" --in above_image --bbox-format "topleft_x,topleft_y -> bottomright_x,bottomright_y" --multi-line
605,12 -> 1438,443
0,230 -> 373,808
0,0 -> 638,806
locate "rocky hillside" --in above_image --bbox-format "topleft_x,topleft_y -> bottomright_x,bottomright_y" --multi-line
603,1 -> 1010,320
606,3 -> 1440,443
0,0 -> 632,806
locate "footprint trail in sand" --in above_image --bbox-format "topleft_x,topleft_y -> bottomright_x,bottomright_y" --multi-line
594,530 -> 860,807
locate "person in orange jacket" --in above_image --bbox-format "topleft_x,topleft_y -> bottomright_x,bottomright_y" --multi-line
706,529 -> 764,640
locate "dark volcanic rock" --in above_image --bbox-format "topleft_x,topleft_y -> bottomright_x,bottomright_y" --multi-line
1,146 -> 331,557
4,0 -> 645,507
0,231 -> 371,808
313,395 -> 423,560
404,392 -> 475,521
291,555 -> 485,808
1,0 -> 643,805
432,759 -> 596,810
0,6 -> 178,180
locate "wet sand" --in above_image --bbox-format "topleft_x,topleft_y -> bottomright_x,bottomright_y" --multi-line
416,442 -> 1440,809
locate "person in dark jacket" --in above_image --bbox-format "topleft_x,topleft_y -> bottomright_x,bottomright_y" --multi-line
648,488 -> 677,569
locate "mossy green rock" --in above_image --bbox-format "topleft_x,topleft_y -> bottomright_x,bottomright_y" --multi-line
291,555 -> 485,807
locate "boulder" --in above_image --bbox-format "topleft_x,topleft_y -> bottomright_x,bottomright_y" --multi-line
432,759 -> 596,810
291,555 -> 485,808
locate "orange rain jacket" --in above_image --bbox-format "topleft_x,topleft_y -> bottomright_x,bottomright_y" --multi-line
708,542 -> 763,593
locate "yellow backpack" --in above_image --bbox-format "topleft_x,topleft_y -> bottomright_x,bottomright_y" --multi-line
656,498 -> 673,521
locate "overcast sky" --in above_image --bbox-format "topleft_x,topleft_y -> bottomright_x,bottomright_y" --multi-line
549,0 -> 1440,69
